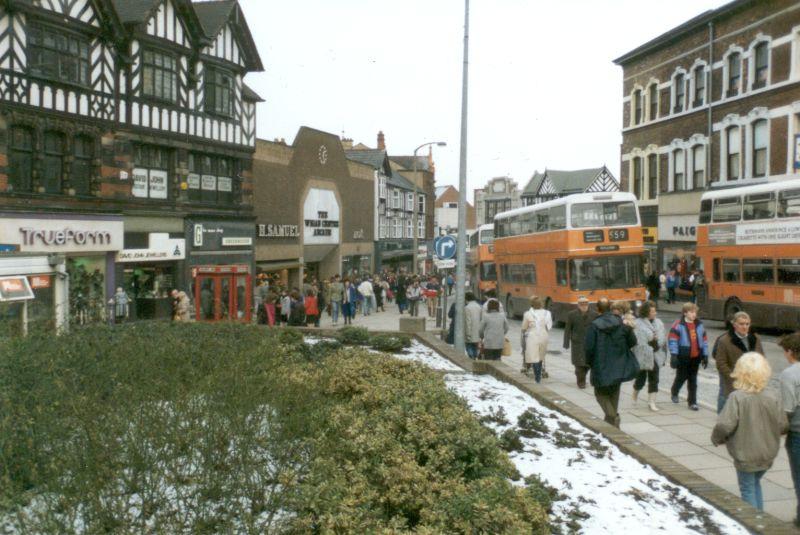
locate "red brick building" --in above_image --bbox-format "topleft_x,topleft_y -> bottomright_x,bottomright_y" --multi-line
615,0 -> 800,271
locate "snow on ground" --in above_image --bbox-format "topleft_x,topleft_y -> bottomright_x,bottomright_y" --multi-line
390,340 -> 463,372
398,342 -> 749,535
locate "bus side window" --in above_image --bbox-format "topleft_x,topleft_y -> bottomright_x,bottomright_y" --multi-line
722,259 -> 741,283
521,213 -> 535,235
699,200 -> 712,224
778,259 -> 800,285
549,205 -> 566,230
742,258 -> 774,283
743,192 -> 775,221
713,258 -> 720,282
713,197 -> 742,222
528,263 -> 537,285
536,211 -> 549,232
556,260 -> 567,286
778,189 -> 800,218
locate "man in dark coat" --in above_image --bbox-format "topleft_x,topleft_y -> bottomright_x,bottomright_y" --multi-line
715,310 -> 763,412
585,298 -> 638,428
563,296 -> 596,389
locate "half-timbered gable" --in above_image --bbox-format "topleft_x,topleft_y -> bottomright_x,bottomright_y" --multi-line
30,0 -> 101,27
521,167 -> 619,205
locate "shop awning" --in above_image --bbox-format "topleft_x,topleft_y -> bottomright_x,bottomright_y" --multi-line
303,245 -> 337,264
257,260 -> 302,271
380,249 -> 413,260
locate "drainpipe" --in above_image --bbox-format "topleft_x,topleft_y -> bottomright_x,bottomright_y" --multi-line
707,20 -> 714,188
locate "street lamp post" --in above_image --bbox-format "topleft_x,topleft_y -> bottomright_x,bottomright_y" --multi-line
412,141 -> 446,276
454,0 -> 470,354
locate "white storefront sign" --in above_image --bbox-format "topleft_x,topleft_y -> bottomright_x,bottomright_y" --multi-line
116,233 -> 186,263
132,168 -> 168,199
217,176 -> 233,192
303,188 -> 340,245
0,217 -> 123,253
657,215 -> 698,242
201,175 -> 217,191
221,237 -> 253,247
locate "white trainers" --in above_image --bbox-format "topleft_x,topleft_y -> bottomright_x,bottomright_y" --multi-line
648,392 -> 660,412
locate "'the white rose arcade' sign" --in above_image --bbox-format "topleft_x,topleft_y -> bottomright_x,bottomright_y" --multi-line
303,188 -> 340,245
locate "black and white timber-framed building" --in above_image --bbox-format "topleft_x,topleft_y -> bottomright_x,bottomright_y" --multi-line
0,0 -> 264,330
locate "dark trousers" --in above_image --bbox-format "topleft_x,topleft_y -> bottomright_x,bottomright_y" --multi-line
594,384 -> 621,427
671,356 -> 701,405
667,287 -> 676,303
483,348 -> 502,360
575,366 -> 589,388
787,431 -> 800,522
634,366 -> 660,393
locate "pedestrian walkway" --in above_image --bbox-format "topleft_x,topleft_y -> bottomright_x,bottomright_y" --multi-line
308,304 -> 796,525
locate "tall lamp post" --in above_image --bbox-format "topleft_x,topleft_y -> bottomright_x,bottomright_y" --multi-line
454,0 -> 470,354
412,141 -> 446,276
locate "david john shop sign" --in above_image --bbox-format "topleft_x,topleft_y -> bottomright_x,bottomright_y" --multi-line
0,216 -> 123,253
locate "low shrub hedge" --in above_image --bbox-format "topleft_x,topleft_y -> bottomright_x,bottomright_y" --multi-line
0,323 -> 550,533
368,333 -> 412,353
335,325 -> 371,345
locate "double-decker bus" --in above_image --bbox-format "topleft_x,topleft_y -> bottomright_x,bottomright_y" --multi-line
697,182 -> 800,329
494,192 -> 646,321
467,224 -> 497,298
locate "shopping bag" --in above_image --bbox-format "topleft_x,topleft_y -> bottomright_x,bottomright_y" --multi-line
502,338 -> 512,356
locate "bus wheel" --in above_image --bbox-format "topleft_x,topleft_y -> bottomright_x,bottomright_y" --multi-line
724,298 -> 742,324
506,295 -> 514,319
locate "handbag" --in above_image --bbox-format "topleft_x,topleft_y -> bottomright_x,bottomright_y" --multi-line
502,338 -> 512,357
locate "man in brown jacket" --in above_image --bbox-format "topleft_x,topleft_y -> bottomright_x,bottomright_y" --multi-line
715,311 -> 763,413
563,296 -> 597,389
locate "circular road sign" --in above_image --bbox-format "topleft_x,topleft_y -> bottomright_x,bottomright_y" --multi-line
434,235 -> 457,260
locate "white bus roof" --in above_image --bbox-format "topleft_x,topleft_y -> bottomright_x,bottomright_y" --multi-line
701,181 -> 800,201
493,191 -> 638,221
478,223 -> 494,232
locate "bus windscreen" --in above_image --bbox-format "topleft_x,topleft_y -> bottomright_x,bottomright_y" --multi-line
570,201 -> 638,228
480,262 -> 497,281
568,255 -> 642,290
480,229 -> 494,244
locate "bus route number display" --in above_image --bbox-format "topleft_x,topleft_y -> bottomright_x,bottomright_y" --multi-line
583,230 -> 604,243
608,229 -> 629,242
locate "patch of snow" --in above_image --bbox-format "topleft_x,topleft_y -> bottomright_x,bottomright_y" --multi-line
391,340 -> 463,372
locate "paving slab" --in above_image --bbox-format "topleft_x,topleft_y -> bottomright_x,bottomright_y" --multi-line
654,441 -> 710,457
672,452 -> 735,471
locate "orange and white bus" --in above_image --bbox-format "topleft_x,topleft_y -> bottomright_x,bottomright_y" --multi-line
697,182 -> 800,329
494,192 -> 646,321
467,224 -> 497,298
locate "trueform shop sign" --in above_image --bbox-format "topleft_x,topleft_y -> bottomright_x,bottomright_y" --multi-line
0,216 -> 124,253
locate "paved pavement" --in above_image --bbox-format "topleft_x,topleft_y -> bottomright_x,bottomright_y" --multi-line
312,299 -> 797,524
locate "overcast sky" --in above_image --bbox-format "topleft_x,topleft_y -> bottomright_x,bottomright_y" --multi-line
239,0 -> 728,202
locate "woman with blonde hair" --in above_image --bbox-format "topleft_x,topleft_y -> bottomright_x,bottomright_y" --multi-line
521,295 -> 552,382
712,352 -> 788,511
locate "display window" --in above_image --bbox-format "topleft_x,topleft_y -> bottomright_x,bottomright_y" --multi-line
194,267 -> 251,322
123,265 -> 176,319
67,256 -> 106,325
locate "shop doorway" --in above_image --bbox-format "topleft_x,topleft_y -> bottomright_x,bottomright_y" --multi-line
194,272 -> 251,322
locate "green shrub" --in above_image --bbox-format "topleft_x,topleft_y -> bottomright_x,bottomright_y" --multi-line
335,326 -> 371,345
368,333 -> 412,353
0,323 -> 551,533
277,327 -> 304,345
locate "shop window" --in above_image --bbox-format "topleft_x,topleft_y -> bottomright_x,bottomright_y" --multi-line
133,144 -> 171,200
72,135 -> 94,196
648,84 -> 658,121
742,258 -> 774,283
722,259 -> 741,283
753,41 -> 769,89
28,23 -> 89,85
778,259 -> 800,285
142,49 -> 177,102
726,127 -> 740,180
752,119 -> 768,178
205,67 -> 233,117
647,154 -> 658,200
779,188 -> 800,218
693,65 -> 706,107
188,153 -> 236,204
727,53 -> 741,96
743,192 -> 775,220
9,126 -> 33,192
123,265 -> 175,320
692,145 -> 705,189
42,131 -> 64,194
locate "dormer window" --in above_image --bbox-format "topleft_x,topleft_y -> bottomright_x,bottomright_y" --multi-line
28,24 -> 89,86
142,50 -> 177,102
205,67 -> 234,117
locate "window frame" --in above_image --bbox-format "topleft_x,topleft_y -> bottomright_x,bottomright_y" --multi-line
751,119 -> 768,178
726,126 -> 741,181
691,144 -> 705,189
72,134 -> 94,197
672,148 -> 686,191
42,130 -> 65,194
204,66 -> 234,118
141,48 -> 178,103
28,23 -> 90,87
673,72 -> 685,113
727,52 -> 741,96
633,89 -> 643,125
753,41 -> 769,89
692,65 -> 706,107
647,153 -> 658,200
648,83 -> 658,121
632,156 -> 643,200
9,126 -> 34,193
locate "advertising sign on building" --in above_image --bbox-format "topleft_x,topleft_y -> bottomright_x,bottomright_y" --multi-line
658,215 -> 698,242
149,170 -> 168,199
257,224 -> 299,238
0,276 -> 34,302
201,175 -> 217,191
132,168 -> 168,199
736,220 -> 800,245
116,233 -> 186,263
0,216 -> 124,253
187,220 -> 255,252
132,168 -> 148,198
303,188 -> 340,245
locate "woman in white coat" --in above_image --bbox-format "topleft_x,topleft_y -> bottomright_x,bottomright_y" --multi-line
521,295 -> 553,383
632,300 -> 667,411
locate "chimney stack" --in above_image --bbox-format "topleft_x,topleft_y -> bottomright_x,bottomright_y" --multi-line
377,130 -> 386,150
340,137 -> 353,150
